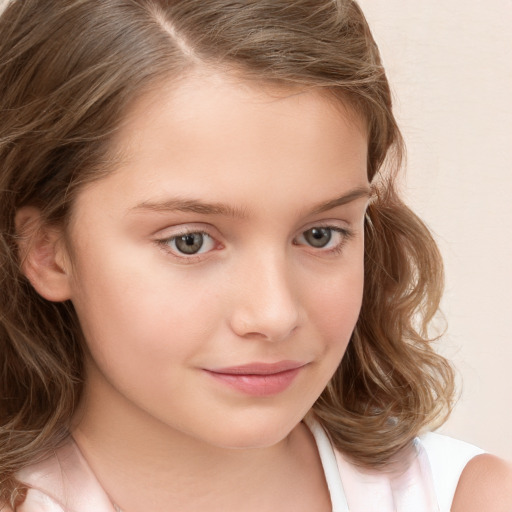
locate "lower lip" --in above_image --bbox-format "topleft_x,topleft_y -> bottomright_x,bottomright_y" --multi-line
205,367 -> 302,396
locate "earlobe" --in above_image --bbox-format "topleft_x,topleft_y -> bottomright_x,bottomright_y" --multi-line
15,206 -> 72,302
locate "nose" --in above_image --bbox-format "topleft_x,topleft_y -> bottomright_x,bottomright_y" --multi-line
228,251 -> 301,342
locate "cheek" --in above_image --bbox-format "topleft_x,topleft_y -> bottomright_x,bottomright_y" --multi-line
68,243 -> 222,372
304,249 -> 365,359
321,284 -> 362,346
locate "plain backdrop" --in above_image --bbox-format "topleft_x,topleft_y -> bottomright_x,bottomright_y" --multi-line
359,0 -> 512,460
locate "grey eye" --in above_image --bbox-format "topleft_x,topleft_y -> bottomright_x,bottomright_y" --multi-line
174,233 -> 205,254
303,227 -> 332,248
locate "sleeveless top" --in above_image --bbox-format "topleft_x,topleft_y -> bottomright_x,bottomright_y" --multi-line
14,417 -> 484,512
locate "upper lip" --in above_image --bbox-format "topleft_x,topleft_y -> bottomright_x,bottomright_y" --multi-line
207,361 -> 306,375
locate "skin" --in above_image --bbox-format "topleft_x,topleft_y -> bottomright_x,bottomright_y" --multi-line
20,70 -> 370,511
452,453 -> 512,511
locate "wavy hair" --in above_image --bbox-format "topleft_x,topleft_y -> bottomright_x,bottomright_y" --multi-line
0,0 -> 454,504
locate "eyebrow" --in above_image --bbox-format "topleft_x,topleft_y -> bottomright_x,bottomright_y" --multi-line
130,197 -> 249,219
309,186 -> 371,214
129,186 -> 371,219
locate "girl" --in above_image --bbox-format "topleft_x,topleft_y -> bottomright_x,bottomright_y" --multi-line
0,0 -> 510,511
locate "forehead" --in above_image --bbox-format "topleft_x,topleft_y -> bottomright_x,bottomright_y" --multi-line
71,69 -> 369,224
113,67 -> 367,158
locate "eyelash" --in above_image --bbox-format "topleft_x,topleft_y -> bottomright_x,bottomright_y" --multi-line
294,226 -> 354,256
155,225 -> 354,262
155,229 -> 218,262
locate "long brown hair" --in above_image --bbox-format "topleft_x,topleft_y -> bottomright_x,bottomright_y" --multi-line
0,0 -> 454,504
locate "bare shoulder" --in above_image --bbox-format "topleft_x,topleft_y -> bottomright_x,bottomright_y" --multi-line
451,453 -> 512,512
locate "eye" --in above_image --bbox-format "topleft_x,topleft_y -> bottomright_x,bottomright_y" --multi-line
295,226 -> 352,252
158,231 -> 216,256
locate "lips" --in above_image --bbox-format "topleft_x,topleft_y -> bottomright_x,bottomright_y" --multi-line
204,361 -> 306,396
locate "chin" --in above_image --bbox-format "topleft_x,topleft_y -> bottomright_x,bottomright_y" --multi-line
199,412 -> 302,450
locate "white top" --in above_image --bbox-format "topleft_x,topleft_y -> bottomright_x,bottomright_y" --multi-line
304,416 -> 484,512
16,418 -> 484,512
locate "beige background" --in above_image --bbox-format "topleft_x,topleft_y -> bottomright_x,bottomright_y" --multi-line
359,1 -> 512,459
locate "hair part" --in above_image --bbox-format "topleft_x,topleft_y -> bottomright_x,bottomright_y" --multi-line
0,0 -> 454,503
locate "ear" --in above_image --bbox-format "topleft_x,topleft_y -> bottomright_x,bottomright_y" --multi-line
15,206 -> 72,302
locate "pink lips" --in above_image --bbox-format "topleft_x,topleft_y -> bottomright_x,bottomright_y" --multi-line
204,361 -> 305,396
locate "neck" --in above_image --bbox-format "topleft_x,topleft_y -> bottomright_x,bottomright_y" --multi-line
71,363 -> 330,512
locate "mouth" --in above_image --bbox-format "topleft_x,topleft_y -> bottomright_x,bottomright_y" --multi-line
204,361 -> 307,396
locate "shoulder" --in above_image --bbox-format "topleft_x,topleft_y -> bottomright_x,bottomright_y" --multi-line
451,453 -> 512,512
418,432 -> 484,497
420,432 -> 512,511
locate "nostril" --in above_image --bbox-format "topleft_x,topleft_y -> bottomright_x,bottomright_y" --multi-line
229,302 -> 300,342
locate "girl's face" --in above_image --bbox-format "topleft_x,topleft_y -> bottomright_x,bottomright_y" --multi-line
66,71 -> 369,448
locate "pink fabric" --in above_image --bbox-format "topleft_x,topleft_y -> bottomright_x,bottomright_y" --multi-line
333,439 -> 439,511
16,440 -> 116,512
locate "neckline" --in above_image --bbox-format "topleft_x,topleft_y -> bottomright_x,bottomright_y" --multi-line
111,416 -> 346,512
21,417 -> 439,512
302,415 -> 349,512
